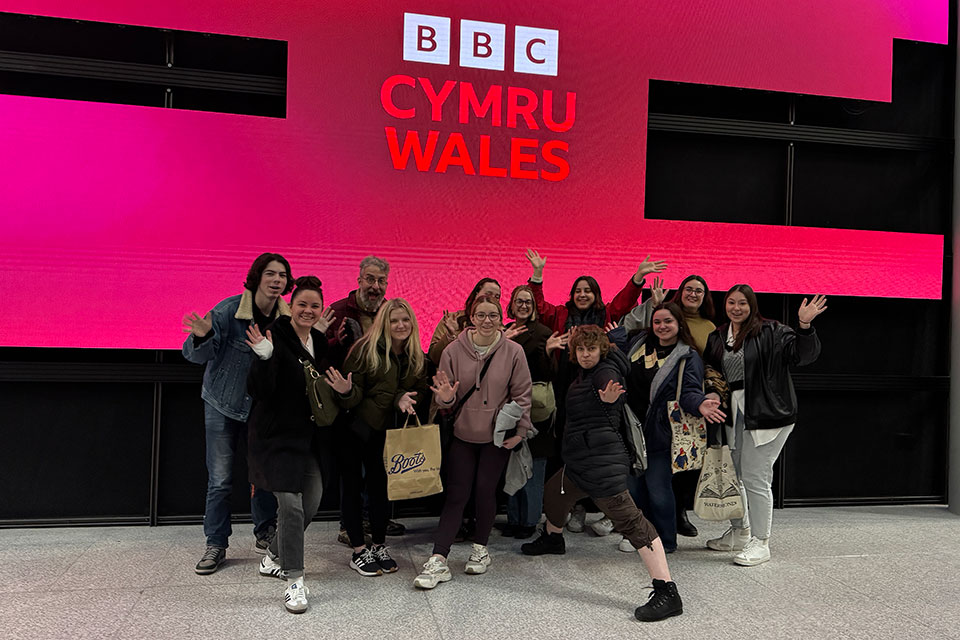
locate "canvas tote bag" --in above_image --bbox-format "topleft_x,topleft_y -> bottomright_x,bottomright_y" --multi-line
693,432 -> 745,521
668,359 -> 707,473
383,414 -> 444,500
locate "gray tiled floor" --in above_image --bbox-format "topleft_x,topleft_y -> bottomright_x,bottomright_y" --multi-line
2,506 -> 958,639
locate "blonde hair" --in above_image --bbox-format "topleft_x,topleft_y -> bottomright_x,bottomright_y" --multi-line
349,298 -> 424,377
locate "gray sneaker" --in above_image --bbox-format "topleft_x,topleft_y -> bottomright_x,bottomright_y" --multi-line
195,546 -> 226,575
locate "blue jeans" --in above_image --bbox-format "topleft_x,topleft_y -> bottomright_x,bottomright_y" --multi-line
628,450 -> 676,551
507,457 -> 548,527
203,402 -> 277,548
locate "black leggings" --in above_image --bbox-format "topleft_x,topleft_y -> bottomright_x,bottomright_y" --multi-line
338,427 -> 389,547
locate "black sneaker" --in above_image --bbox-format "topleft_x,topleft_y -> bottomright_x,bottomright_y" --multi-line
254,524 -> 277,555
350,547 -> 383,577
371,544 -> 398,573
499,523 -> 517,537
385,519 -> 406,536
676,510 -> 699,538
195,546 -> 226,574
634,579 -> 683,621
521,531 -> 565,556
513,525 -> 537,539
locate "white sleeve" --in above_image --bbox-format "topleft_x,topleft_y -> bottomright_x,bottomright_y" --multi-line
251,339 -> 274,360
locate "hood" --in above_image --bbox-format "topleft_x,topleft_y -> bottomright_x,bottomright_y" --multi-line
592,345 -> 630,380
452,327 -> 508,361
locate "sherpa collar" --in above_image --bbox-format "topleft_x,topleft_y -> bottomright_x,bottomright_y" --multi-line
234,289 -> 291,321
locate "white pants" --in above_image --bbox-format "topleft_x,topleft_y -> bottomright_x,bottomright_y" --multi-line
729,420 -> 793,540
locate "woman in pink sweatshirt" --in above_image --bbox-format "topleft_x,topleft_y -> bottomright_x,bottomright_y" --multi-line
413,294 -> 533,589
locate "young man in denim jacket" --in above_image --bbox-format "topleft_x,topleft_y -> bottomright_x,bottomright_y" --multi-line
182,253 -> 293,574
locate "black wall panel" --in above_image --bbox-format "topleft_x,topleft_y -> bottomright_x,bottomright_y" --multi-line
0,381 -> 154,521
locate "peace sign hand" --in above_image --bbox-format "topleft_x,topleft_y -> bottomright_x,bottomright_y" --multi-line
798,295 -> 828,326
182,311 -> 213,337
650,276 -> 667,307
597,379 -> 626,404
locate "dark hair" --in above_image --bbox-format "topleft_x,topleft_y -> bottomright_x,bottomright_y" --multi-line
291,275 -> 323,303
725,284 -> 764,351
469,293 -> 503,321
244,253 -> 293,295
648,302 -> 699,354
506,284 -> 538,322
461,278 -> 501,328
567,324 -> 610,362
669,274 -> 714,321
566,276 -> 605,311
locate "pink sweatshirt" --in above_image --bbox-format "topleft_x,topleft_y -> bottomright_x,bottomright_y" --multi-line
437,330 -> 533,444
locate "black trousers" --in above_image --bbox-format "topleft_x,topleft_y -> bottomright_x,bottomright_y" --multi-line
338,427 -> 389,547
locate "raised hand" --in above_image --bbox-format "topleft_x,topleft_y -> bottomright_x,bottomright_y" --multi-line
398,391 -> 418,415
182,311 -> 213,337
430,370 -> 461,404
505,324 -> 529,341
797,295 -> 828,326
603,320 -> 619,334
698,397 -> 727,424
597,379 -> 626,403
635,254 -> 668,282
313,307 -> 336,334
336,321 -> 349,344
525,248 -> 546,277
650,276 -> 666,307
244,325 -> 272,348
442,310 -> 460,337
323,367 -> 352,394
546,331 -> 569,355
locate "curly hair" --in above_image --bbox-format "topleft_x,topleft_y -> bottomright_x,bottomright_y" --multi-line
567,324 -> 610,362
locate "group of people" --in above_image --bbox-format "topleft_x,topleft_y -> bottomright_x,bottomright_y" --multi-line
182,250 -> 826,619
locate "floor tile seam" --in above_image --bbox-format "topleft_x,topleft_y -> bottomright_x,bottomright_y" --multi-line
398,536 -> 448,640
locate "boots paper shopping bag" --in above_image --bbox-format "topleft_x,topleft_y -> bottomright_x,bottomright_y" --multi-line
383,414 -> 443,500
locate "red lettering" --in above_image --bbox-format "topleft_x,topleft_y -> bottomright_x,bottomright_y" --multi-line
418,77 -> 457,122
418,26 -> 437,52
474,32 -> 492,58
541,140 -> 569,181
380,75 -> 416,119
459,83 -> 502,126
507,87 -> 539,130
435,133 -> 476,175
385,127 -> 439,171
526,38 -> 546,64
543,90 -> 576,133
478,135 -> 507,177
510,137 -> 539,180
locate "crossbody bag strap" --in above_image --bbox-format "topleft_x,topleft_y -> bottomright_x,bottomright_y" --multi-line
449,349 -> 497,416
674,358 -> 686,403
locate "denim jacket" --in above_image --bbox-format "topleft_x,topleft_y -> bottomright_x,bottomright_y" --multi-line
182,290 -> 291,421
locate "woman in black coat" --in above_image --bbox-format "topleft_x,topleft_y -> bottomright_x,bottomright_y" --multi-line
520,325 -> 684,623
245,276 -> 339,614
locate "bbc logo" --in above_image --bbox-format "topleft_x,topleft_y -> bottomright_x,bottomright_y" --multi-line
403,13 -> 559,77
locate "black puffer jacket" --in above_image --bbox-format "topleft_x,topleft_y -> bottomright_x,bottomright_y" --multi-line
562,348 -> 631,498
704,320 -> 820,430
247,317 -> 329,493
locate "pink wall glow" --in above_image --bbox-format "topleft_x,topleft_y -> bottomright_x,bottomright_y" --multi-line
0,0 -> 948,348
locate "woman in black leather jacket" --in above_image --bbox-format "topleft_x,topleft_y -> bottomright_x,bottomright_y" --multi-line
702,285 -> 826,567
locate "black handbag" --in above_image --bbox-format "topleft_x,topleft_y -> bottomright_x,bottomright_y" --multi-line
301,358 -> 339,427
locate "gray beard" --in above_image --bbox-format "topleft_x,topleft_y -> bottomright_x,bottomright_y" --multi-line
355,290 -> 383,313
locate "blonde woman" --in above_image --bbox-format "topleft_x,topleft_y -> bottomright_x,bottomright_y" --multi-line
334,298 -> 431,576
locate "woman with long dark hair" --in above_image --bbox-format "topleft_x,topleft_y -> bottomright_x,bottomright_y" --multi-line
428,277 -> 501,365
245,276 -> 336,614
335,298 -> 430,577
702,285 -> 826,566
611,303 -> 725,553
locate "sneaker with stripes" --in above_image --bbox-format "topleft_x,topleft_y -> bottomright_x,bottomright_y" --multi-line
283,579 -> 309,614
259,554 -> 287,580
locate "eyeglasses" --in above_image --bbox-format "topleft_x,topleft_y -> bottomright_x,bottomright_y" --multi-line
473,313 -> 501,322
514,299 -> 533,307
683,286 -> 705,296
362,275 -> 388,287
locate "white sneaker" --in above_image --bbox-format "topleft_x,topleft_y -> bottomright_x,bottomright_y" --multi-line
283,579 -> 309,614
618,536 -> 636,553
464,543 -> 491,575
566,505 -> 586,533
589,517 -> 615,537
706,526 -> 751,551
733,537 -> 771,566
413,556 -> 452,589
259,554 -> 287,580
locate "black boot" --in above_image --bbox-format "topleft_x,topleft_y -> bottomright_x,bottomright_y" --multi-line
635,580 -> 683,621
676,509 -> 698,537
521,530 -> 566,556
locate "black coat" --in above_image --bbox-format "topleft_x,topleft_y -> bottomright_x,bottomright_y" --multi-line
704,320 -> 820,430
247,317 -> 330,493
508,321 -> 558,459
562,348 -> 631,498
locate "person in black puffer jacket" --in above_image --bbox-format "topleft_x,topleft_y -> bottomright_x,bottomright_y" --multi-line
521,325 -> 684,622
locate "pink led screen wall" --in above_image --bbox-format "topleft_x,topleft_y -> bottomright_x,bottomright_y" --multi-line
0,0 -> 949,348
